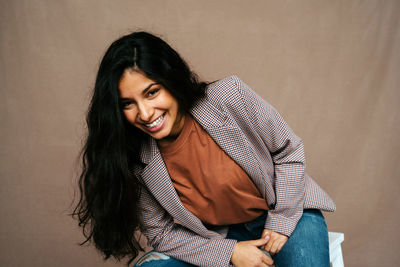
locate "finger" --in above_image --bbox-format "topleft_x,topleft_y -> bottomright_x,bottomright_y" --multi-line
263,234 -> 270,242
248,238 -> 269,247
262,230 -> 270,239
270,239 -> 280,255
260,233 -> 270,250
265,238 -> 274,252
261,262 -> 272,267
262,253 -> 274,266
276,240 -> 286,254
277,240 -> 284,252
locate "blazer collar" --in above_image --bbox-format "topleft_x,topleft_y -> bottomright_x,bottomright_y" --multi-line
190,96 -> 228,130
140,136 -> 158,165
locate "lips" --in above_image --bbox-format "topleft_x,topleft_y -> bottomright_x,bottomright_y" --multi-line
144,114 -> 166,132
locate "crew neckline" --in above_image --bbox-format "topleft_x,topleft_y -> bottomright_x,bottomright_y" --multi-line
159,114 -> 193,155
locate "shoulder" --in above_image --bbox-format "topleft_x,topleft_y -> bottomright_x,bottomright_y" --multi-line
205,75 -> 250,106
206,75 -> 242,95
204,75 -> 277,122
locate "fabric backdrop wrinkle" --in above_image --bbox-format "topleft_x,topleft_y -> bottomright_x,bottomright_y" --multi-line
0,1 -> 399,267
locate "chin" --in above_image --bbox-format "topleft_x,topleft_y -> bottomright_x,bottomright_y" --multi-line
149,129 -> 170,140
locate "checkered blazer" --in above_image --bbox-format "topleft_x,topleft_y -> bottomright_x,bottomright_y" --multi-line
136,75 -> 335,266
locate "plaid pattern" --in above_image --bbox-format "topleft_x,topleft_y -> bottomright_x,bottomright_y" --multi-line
137,75 -> 335,266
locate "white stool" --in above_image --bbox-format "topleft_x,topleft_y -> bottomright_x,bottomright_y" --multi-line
329,232 -> 344,267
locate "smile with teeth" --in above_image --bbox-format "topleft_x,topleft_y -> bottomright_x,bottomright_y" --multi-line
144,114 -> 165,129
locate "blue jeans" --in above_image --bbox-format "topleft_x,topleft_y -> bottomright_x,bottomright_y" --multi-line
133,209 -> 330,267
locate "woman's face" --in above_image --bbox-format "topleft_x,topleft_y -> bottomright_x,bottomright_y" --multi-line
119,70 -> 184,144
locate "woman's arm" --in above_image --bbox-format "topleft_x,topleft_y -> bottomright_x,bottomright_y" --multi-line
230,76 -> 306,238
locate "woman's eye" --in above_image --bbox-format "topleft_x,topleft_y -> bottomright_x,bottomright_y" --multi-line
121,101 -> 135,109
147,88 -> 160,97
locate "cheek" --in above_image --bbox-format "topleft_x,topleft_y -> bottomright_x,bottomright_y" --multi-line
123,110 -> 137,125
168,98 -> 180,114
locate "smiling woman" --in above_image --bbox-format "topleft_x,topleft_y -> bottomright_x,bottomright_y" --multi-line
72,31 -> 335,267
72,31 -> 207,265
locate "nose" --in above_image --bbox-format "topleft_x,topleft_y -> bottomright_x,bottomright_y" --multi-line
137,102 -> 154,122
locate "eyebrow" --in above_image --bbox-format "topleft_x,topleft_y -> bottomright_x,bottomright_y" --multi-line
142,82 -> 159,94
120,82 -> 159,101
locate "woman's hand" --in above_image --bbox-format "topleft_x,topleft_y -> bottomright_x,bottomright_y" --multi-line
261,229 -> 288,255
231,236 -> 274,267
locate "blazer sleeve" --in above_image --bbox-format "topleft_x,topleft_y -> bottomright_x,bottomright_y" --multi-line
231,76 -> 306,237
138,186 -> 237,267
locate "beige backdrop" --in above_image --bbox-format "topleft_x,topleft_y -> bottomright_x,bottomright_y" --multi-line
1,0 -> 399,266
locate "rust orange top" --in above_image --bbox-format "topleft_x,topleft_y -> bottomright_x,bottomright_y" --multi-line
159,115 -> 268,226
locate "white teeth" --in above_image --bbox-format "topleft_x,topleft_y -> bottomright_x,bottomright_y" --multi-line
145,114 -> 164,128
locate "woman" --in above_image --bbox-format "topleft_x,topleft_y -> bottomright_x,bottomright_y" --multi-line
73,31 -> 335,267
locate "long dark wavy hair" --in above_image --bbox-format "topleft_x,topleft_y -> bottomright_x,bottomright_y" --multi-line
72,31 -> 207,264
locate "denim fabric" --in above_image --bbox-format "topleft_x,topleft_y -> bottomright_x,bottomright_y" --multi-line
271,210 -> 330,266
133,209 -> 329,267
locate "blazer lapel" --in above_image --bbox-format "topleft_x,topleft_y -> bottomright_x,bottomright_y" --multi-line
191,98 -> 262,183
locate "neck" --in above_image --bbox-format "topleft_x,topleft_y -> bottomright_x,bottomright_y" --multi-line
157,112 -> 186,148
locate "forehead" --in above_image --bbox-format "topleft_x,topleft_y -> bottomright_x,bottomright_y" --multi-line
118,70 -> 157,97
